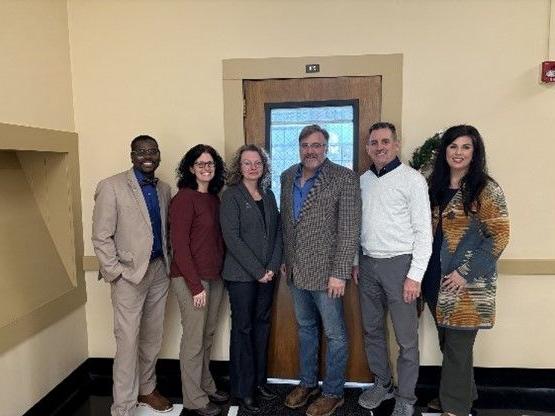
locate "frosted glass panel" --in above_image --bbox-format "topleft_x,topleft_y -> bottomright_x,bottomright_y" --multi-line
269,105 -> 354,203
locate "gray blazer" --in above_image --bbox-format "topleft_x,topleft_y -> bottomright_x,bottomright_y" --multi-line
280,159 -> 361,291
220,183 -> 282,282
92,168 -> 171,283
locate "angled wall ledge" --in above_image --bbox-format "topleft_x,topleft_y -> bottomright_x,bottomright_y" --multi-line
0,122 -> 85,353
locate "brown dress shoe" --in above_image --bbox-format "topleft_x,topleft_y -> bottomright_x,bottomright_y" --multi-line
138,389 -> 173,413
284,385 -> 321,409
306,395 -> 345,416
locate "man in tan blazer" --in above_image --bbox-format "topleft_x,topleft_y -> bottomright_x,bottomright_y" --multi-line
92,135 -> 173,416
281,125 -> 361,416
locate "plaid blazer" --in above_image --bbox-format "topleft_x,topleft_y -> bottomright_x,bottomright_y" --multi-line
280,159 -> 361,291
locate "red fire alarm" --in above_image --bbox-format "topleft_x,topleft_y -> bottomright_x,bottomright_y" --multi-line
541,61 -> 555,83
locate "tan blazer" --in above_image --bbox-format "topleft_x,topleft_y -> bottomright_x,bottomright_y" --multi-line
92,168 -> 171,284
280,159 -> 361,291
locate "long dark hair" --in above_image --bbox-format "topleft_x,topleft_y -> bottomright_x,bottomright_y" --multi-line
428,125 -> 492,214
176,144 -> 225,194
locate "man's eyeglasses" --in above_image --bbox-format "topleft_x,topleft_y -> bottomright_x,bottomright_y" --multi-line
241,160 -> 263,168
300,143 -> 326,150
131,149 -> 160,157
194,161 -> 215,169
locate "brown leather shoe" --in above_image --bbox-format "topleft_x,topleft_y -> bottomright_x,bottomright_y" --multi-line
284,385 -> 321,409
306,395 -> 345,416
138,389 -> 173,413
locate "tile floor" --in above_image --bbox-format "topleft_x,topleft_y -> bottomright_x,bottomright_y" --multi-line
68,383 -> 554,416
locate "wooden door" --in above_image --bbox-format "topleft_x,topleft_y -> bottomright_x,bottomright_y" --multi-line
243,76 -> 382,382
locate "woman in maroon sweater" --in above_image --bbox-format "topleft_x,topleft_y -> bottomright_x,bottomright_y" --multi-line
169,144 -> 228,416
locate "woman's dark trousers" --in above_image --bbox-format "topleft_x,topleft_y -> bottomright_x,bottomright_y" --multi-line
227,280 -> 275,399
437,326 -> 478,416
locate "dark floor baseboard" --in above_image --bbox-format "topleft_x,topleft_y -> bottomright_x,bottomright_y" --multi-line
24,358 -> 555,415
417,366 -> 555,411
24,360 -> 91,416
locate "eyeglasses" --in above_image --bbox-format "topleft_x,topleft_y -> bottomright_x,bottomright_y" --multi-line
300,143 -> 326,150
241,160 -> 263,168
132,148 -> 160,157
194,161 -> 215,169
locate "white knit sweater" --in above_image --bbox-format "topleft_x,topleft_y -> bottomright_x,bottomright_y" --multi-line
359,163 -> 432,281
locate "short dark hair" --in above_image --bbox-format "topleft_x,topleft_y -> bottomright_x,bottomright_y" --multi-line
176,144 -> 225,194
368,122 -> 397,141
428,124 -> 492,214
298,124 -> 329,143
130,135 -> 158,150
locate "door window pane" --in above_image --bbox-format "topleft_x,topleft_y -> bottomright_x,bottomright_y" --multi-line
268,105 -> 355,204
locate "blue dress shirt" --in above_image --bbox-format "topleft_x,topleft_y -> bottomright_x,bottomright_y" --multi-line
293,164 -> 322,221
134,168 -> 163,260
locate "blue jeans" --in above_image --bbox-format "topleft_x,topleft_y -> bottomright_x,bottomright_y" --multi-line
289,282 -> 348,398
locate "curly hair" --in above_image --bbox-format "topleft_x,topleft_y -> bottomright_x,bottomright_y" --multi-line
176,144 -> 225,194
226,144 -> 271,191
428,124 -> 493,214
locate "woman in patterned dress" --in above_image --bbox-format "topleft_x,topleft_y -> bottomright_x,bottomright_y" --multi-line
422,125 -> 510,416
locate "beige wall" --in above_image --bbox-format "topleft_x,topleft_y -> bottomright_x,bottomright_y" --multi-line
1,2 -> 554,412
69,0 -> 555,369
0,1 -> 88,415
0,0 -> 75,131
551,0 -> 555,57
0,309 -> 88,415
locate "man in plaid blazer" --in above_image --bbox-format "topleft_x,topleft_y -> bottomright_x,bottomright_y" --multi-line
281,125 -> 361,416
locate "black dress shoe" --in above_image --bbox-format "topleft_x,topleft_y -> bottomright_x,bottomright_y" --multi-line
181,402 -> 221,416
239,396 -> 260,412
208,390 -> 230,404
256,384 -> 278,401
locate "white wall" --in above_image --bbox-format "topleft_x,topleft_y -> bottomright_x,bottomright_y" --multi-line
68,0 -> 555,368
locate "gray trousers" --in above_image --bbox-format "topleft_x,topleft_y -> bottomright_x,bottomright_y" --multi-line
437,326 -> 478,416
110,258 -> 169,416
171,277 -> 224,410
358,254 -> 419,403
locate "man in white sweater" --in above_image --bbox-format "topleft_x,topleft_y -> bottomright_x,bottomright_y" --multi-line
353,122 -> 432,416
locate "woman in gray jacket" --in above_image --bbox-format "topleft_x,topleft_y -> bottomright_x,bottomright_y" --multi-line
220,144 -> 282,413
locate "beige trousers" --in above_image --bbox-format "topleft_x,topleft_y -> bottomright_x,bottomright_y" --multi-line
171,277 -> 225,409
110,258 -> 169,416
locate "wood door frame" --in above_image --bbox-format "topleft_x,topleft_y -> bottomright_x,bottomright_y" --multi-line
221,54 -> 403,381
222,54 -> 403,161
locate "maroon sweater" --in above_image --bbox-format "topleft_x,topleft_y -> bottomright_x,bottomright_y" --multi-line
169,187 -> 224,296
